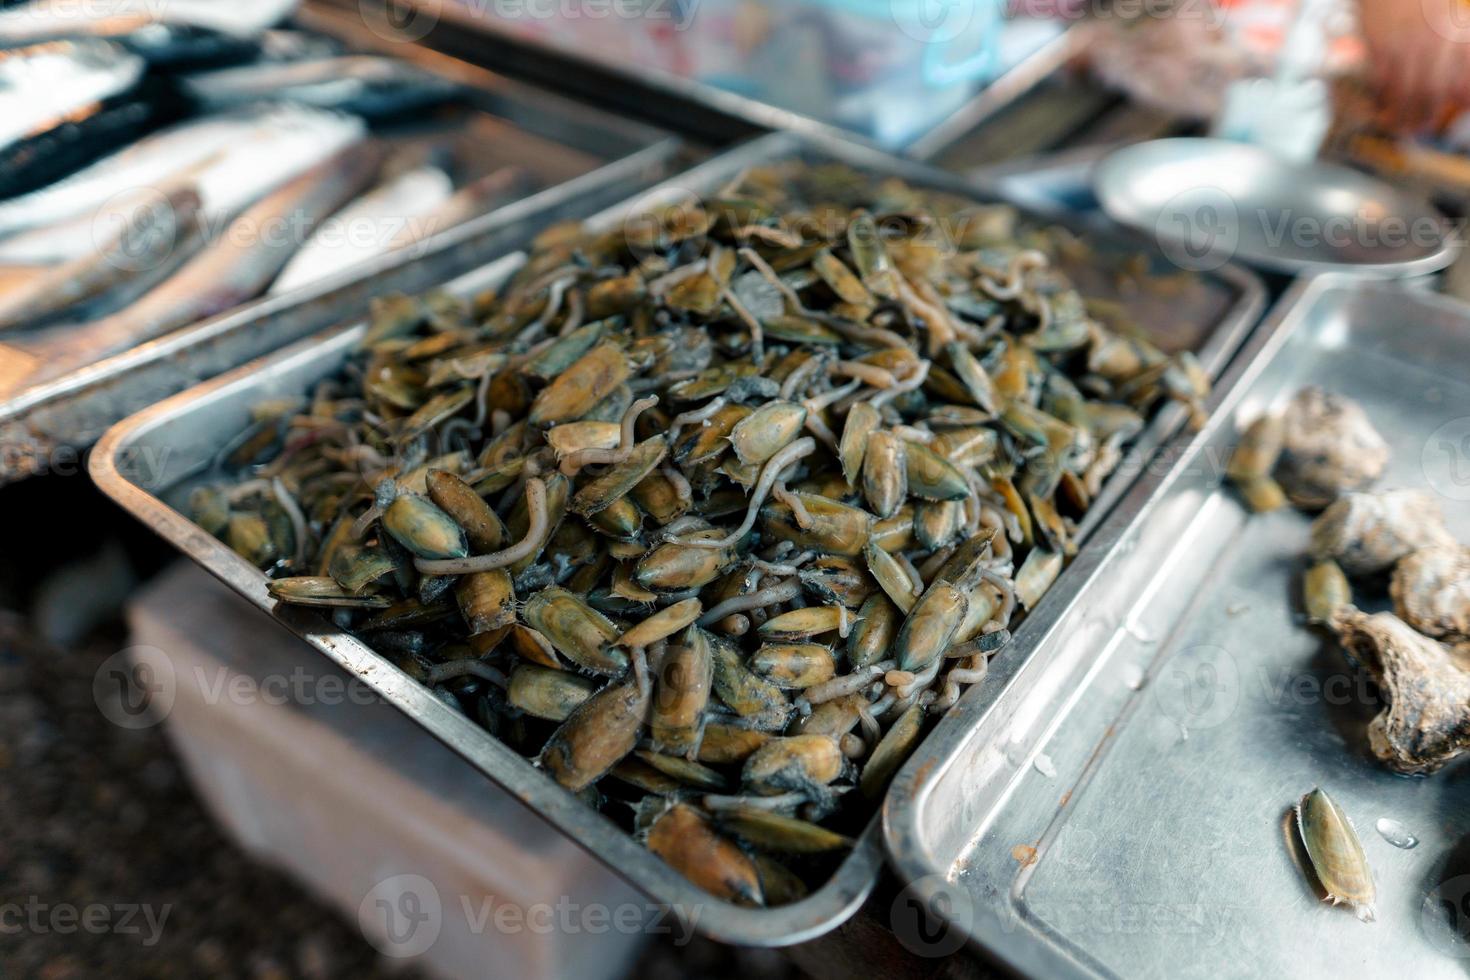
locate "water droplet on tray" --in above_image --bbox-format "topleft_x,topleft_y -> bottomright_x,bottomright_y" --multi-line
1004,739 -> 1027,767
1376,818 -> 1418,849
1033,753 -> 1056,778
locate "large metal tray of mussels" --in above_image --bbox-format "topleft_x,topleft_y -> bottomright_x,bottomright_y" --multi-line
0,1 -> 678,486
885,273 -> 1470,977
92,131 -> 1264,947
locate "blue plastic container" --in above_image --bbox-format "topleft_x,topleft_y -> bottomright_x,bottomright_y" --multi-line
459,0 -> 1008,148
690,0 -> 1006,146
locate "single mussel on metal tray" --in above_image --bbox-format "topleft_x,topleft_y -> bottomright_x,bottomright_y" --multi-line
191,160 -> 1210,904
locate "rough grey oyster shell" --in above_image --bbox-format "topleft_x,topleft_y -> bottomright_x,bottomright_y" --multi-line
1277,387 -> 1390,510
1332,607 -> 1470,775
1309,489 -> 1456,576
1390,545 -> 1470,645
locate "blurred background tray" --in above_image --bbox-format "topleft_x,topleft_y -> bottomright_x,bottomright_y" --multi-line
323,0 -> 1078,155
0,1 -> 680,486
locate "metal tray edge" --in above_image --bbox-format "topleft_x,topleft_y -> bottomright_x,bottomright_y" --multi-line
0,137 -> 682,484
401,0 -> 1077,159
879,271 -> 1364,976
90,130 -> 1266,948
87,310 -> 885,948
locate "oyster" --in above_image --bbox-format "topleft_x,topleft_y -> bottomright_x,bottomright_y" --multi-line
1309,489 -> 1456,576
1332,608 -> 1470,774
1390,545 -> 1470,646
1277,387 -> 1390,509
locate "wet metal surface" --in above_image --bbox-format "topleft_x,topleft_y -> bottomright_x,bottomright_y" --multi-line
1095,139 -> 1458,278
885,275 -> 1470,977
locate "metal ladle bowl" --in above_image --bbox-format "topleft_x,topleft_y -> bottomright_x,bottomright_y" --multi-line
1094,138 -> 1458,277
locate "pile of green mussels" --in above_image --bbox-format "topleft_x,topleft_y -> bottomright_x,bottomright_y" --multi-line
193,161 -> 1208,905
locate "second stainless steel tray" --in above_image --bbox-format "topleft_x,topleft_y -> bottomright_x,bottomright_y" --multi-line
386,0 -> 1077,160
884,274 -> 1470,977
93,131 -> 1264,948
0,1 -> 679,486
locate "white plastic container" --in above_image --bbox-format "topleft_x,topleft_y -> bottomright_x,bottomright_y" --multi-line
126,562 -> 648,980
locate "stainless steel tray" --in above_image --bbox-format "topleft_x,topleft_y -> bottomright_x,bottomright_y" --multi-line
382,0 -> 1076,160
0,1 -> 680,486
966,143 -> 1116,220
1096,139 -> 1459,279
92,131 -> 1264,947
884,273 -> 1470,977
903,28 -> 1081,163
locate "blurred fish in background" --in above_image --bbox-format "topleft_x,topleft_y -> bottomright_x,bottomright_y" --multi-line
0,0 -> 556,395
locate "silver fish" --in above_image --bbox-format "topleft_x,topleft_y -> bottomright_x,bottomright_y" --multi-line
0,181 -> 202,332
181,56 -> 459,118
0,0 -> 298,39
390,166 -> 530,250
0,17 -> 259,68
269,164 -> 452,294
0,37 -> 143,147
0,105 -> 306,237
0,105 -> 364,264
32,142 -> 383,370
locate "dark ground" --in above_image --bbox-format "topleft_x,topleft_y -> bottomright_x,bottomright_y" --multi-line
0,476 -> 798,980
